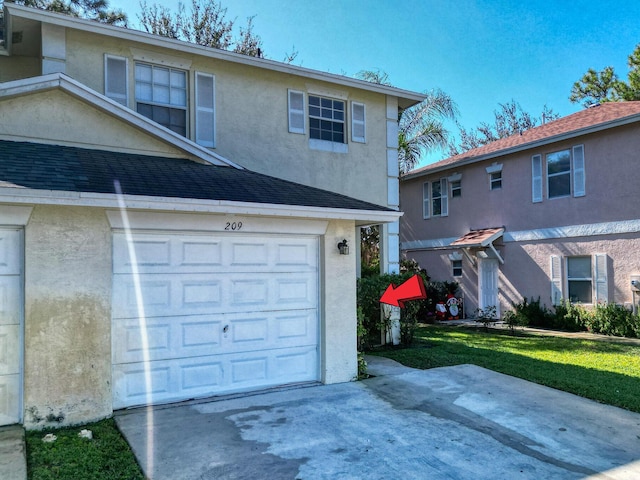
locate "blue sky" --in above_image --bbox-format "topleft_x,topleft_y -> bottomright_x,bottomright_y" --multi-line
110,0 -> 640,167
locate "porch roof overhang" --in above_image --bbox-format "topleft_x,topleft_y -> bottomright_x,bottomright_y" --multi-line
450,227 -> 505,265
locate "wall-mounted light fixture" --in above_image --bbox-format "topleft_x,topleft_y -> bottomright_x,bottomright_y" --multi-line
337,239 -> 349,255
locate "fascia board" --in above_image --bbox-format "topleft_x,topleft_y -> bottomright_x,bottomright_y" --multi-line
5,3 -> 425,108
0,73 -> 242,169
0,187 -> 403,224
402,114 -> 640,180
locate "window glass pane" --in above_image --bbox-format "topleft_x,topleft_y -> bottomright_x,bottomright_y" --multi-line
452,260 -> 462,277
334,110 -> 344,121
152,84 -> 169,104
432,198 -> 442,216
321,107 -> 332,119
568,257 -> 591,278
171,87 -> 186,106
547,150 -> 571,175
569,280 -> 592,303
308,96 -> 320,106
170,70 -> 186,88
432,180 -> 441,197
153,66 -> 170,85
549,173 -> 570,198
309,105 -> 320,117
321,97 -> 332,108
136,103 -> 152,118
152,105 -> 170,125
135,63 -> 152,82
135,82 -> 152,102
170,108 -> 186,127
451,181 -> 461,197
334,132 -> 344,143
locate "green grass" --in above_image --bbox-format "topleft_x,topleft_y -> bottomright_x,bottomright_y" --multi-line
26,418 -> 144,480
369,325 -> 640,413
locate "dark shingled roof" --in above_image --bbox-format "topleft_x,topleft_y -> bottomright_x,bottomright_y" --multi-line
0,140 -> 392,212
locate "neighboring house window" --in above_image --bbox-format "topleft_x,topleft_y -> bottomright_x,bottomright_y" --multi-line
308,95 -> 345,143
452,259 -> 462,277
535,146 -> 585,201
351,102 -> 366,143
567,256 -> 592,303
451,180 -> 462,197
490,172 -> 502,190
547,149 -> 571,198
431,178 -> 448,217
104,54 -> 128,106
550,253 -> 608,305
135,62 -> 187,136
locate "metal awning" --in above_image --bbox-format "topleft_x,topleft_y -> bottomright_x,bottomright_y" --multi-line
450,227 -> 505,265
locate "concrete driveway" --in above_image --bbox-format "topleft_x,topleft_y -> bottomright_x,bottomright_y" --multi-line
115,357 -> 640,479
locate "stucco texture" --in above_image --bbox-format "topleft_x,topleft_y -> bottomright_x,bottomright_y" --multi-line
24,206 -> 112,429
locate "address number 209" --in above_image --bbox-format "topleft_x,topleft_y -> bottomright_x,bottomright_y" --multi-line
225,221 -> 243,231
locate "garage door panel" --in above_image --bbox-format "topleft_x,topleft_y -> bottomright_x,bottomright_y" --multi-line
112,345 -> 317,409
112,231 -> 320,409
0,325 -> 20,375
0,230 -> 21,275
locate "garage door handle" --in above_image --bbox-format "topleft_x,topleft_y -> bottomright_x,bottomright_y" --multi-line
223,325 -> 229,333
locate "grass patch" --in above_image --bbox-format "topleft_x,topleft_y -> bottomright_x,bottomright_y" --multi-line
26,418 -> 144,480
370,325 -> 640,413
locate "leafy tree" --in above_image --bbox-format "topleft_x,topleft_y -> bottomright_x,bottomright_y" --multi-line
448,100 -> 559,155
138,0 -> 263,56
6,0 -> 127,25
570,43 -> 640,107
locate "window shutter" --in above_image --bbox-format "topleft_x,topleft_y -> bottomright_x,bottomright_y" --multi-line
532,154 -> 542,202
550,255 -> 562,305
105,55 -> 128,106
422,182 -> 430,219
351,102 -> 366,143
440,178 -> 449,217
288,90 -> 305,134
573,145 -> 585,197
195,72 -> 215,147
593,253 -> 608,303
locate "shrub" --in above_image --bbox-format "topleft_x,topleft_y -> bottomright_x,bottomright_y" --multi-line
551,300 -> 590,332
589,303 -> 639,338
506,297 -> 553,330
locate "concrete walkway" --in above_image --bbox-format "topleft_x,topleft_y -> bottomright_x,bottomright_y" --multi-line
115,357 -> 640,479
0,425 -> 26,480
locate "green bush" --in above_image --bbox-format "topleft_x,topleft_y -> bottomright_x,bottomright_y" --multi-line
506,297 -> 553,330
550,300 -> 590,332
589,303 -> 640,338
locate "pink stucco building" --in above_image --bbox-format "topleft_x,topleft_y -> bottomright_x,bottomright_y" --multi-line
400,102 -> 640,318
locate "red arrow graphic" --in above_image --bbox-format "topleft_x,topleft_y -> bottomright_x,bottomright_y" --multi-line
380,274 -> 427,308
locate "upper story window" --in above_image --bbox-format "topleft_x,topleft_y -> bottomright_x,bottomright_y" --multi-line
532,145 -> 585,202
135,63 -> 187,136
308,95 -> 345,143
451,180 -> 462,197
423,179 -> 448,219
485,163 -> 503,190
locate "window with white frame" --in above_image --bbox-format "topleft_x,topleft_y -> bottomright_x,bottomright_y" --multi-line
451,180 -> 462,197
135,62 -> 187,136
533,146 -> 585,201
486,163 -> 503,190
308,95 -> 345,143
452,259 -> 462,277
550,253 -> 607,305
351,102 -> 366,143
425,178 -> 448,217
104,55 -> 128,106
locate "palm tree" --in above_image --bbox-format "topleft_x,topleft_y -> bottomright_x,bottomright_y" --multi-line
398,88 -> 457,173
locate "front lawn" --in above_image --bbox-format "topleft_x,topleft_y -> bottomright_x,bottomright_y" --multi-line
26,418 -> 144,480
369,325 -> 640,413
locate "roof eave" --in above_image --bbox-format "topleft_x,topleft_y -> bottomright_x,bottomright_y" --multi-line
4,3 -> 425,108
403,113 -> 640,180
0,187 -> 403,224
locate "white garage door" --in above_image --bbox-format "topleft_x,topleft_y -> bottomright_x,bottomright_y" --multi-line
0,228 -> 22,426
112,231 -> 319,409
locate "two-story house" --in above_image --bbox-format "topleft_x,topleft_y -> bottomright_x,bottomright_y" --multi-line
401,101 -> 640,319
0,3 -> 424,428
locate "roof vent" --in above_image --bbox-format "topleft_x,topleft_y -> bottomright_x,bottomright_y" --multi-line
586,102 -> 601,108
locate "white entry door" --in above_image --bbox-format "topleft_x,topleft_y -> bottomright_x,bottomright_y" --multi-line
111,231 -> 320,409
478,257 -> 500,318
0,228 -> 22,425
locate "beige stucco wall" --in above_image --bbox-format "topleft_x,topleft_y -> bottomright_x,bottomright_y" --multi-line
63,29 -> 391,207
321,220 -> 358,383
24,205 -> 112,429
0,55 -> 40,83
0,89 -> 193,158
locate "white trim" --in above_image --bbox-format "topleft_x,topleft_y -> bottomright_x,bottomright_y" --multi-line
0,73 -> 241,168
130,47 -> 192,70
0,206 -> 33,226
401,218 -> 640,251
309,139 -> 348,153
0,188 -> 402,225
4,3 -> 424,109
105,210 -> 329,235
